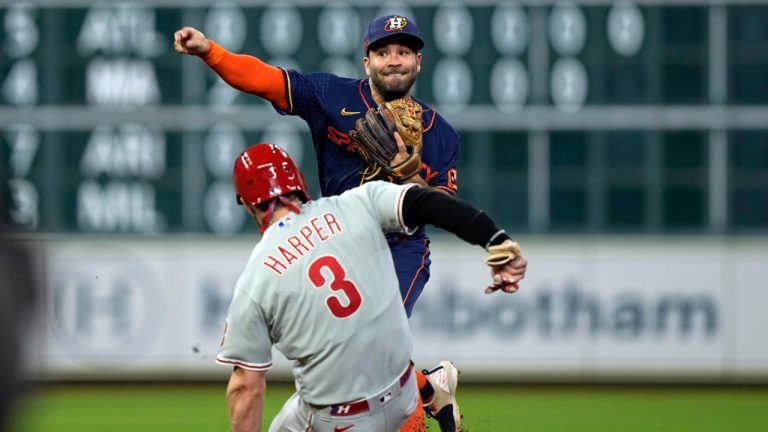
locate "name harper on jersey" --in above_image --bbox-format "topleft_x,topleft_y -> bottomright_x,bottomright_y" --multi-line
262,213 -> 342,275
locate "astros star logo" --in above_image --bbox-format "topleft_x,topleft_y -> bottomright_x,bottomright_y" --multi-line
384,15 -> 407,31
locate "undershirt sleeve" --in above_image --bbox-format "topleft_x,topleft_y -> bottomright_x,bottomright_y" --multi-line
401,187 -> 511,249
202,41 -> 288,110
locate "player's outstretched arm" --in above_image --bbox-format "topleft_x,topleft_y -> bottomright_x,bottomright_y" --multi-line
173,26 -> 211,56
173,26 -> 287,108
401,187 -> 528,293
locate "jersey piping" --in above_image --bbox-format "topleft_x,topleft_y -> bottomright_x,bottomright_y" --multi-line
282,68 -> 295,113
396,184 -> 419,234
401,239 -> 430,307
358,79 -> 373,110
216,357 -> 273,372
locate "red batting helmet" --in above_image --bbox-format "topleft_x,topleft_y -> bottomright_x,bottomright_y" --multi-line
233,144 -> 310,207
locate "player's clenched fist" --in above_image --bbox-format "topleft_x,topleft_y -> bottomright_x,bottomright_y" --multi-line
173,26 -> 210,56
485,240 -> 527,294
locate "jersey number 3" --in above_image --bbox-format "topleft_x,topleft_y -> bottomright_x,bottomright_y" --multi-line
308,255 -> 362,318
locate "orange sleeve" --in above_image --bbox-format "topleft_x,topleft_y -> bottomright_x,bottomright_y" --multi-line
201,40 -> 288,110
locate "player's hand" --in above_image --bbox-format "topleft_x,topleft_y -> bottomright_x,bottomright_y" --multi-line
390,132 -> 426,186
174,26 -> 210,56
390,132 -> 409,167
486,240 -> 527,294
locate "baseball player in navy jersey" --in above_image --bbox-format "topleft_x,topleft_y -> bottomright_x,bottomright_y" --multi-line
219,143 -> 527,432
176,14 -> 464,431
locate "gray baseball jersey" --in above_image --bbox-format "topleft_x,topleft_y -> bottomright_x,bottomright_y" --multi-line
217,181 -> 416,406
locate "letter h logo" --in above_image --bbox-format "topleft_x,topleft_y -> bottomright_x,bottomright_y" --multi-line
332,404 -> 351,415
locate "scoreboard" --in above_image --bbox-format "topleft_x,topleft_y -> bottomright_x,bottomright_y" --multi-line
2,0 -> 767,235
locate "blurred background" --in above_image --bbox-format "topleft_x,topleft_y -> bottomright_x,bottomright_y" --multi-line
1,0 -> 768,429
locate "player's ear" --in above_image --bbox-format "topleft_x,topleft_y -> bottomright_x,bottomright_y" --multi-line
363,56 -> 371,76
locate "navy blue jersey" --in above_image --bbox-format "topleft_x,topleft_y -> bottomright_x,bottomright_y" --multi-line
274,70 -> 460,315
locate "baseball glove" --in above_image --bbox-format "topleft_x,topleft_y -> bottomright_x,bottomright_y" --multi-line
348,98 -> 423,183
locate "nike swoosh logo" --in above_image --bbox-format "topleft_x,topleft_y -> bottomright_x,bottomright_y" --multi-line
341,108 -> 361,116
334,426 -> 354,432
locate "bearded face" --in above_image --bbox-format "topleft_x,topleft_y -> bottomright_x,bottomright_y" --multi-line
365,41 -> 422,101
